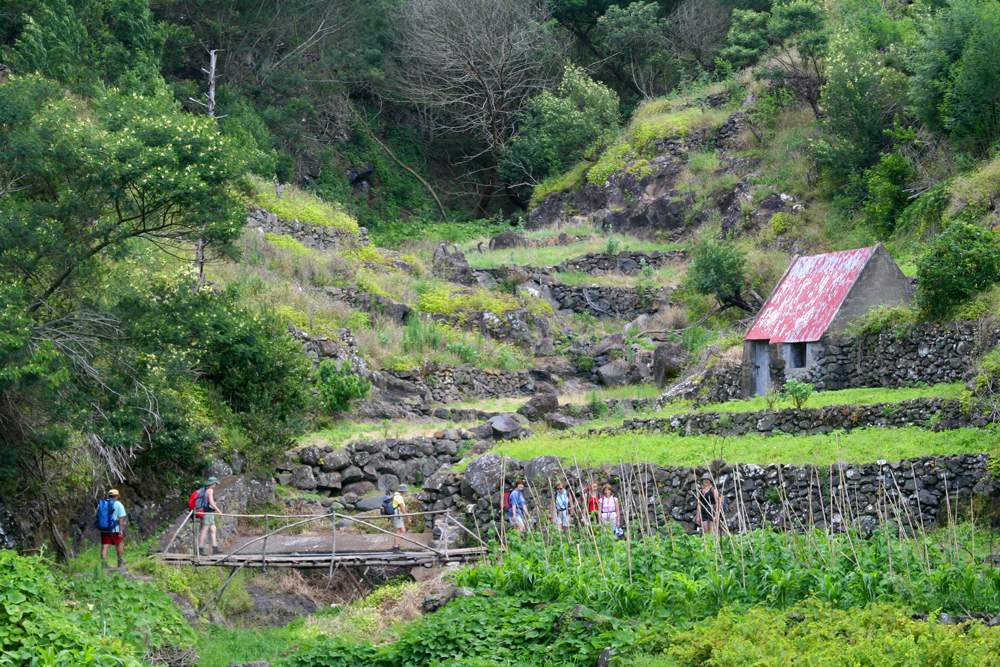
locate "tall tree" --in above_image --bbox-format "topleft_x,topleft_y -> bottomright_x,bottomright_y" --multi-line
391,0 -> 567,209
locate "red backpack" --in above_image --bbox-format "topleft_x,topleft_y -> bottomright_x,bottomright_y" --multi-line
188,487 -> 206,518
503,490 -> 512,510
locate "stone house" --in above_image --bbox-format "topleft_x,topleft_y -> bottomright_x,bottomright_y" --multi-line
741,243 -> 914,396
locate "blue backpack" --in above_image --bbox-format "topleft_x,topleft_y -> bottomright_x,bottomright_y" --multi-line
381,495 -> 395,516
95,498 -> 116,532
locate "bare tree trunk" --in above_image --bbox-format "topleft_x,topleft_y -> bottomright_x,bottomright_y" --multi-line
189,49 -> 227,120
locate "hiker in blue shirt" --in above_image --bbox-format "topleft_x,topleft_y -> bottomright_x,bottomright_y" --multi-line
508,479 -> 527,533
551,480 -> 574,536
97,489 -> 128,569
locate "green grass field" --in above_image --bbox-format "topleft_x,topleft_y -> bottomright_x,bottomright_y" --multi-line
694,382 -> 966,414
496,426 -> 992,467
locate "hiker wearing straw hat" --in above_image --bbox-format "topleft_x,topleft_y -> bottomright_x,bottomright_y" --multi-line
695,473 -> 721,539
197,477 -> 223,555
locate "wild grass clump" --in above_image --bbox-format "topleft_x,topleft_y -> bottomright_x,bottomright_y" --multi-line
354,316 -> 530,371
246,175 -> 359,233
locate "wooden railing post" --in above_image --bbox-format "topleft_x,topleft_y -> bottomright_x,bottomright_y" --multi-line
192,514 -> 199,566
262,514 -> 269,572
443,510 -> 450,560
329,512 -> 337,583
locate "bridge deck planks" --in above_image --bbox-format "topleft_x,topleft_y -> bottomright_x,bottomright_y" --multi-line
156,547 -> 487,568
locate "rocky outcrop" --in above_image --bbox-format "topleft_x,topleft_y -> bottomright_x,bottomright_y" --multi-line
652,343 -> 689,387
383,364 -> 545,404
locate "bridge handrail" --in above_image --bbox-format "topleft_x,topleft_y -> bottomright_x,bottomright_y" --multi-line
195,508 -> 453,520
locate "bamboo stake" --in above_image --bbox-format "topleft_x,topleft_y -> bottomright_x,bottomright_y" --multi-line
329,512 -> 336,584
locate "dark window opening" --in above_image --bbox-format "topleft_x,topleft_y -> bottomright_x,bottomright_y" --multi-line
789,342 -> 807,369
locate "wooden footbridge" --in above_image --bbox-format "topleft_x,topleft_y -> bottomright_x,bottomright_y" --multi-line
157,508 -> 489,571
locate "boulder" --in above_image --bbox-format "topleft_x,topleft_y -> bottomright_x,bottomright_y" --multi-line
423,465 -> 454,493
546,414 -> 581,430
623,314 -> 650,335
377,474 -> 400,493
299,445 -> 322,467
340,466 -> 364,484
289,465 -> 317,490
315,472 -> 342,490
489,413 -> 525,440
460,453 -> 504,500
342,481 -> 377,496
355,495 -> 385,512
489,231 -> 528,251
202,457 -> 233,481
597,359 -> 629,387
320,448 -> 351,472
522,455 -> 563,486
516,393 -> 560,422
589,333 -> 625,357
652,343 -> 689,387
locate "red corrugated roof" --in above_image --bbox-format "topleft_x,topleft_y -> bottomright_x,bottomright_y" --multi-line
744,246 -> 877,343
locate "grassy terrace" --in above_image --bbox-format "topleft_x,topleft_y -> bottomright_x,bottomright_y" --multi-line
495,426 -> 991,467
464,234 -> 687,269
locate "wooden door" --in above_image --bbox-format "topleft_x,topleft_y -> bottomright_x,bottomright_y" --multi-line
753,341 -> 770,396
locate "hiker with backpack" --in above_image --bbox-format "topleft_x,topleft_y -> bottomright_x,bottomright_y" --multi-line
388,484 -> 409,553
96,489 -> 127,569
507,479 -> 527,533
695,473 -> 721,539
193,477 -> 223,555
550,480 -> 574,536
582,479 -> 601,527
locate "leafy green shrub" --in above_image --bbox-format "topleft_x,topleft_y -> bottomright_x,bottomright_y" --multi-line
862,152 -> 914,239
0,551 -> 193,667
502,65 -> 619,190
278,596 -> 637,667
576,355 -> 596,373
916,222 -> 1000,318
779,377 -> 814,408
687,240 -> 751,311
317,360 -> 371,413
911,0 -> 1000,154
649,601 -> 1000,666
348,312 -> 371,331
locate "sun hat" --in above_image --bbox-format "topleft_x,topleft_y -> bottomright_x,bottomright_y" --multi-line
701,473 -> 713,481
108,489 -> 120,497
397,484 -> 409,493
206,477 -> 219,485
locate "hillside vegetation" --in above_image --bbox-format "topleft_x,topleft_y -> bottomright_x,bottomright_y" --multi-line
6,0 -> 1000,664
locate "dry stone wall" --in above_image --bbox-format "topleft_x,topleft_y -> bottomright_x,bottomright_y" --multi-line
552,249 -> 687,276
246,205 -> 370,250
807,322 -> 1000,391
548,283 -> 674,319
384,364 -> 545,404
605,397 -> 995,438
419,452 -> 994,535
